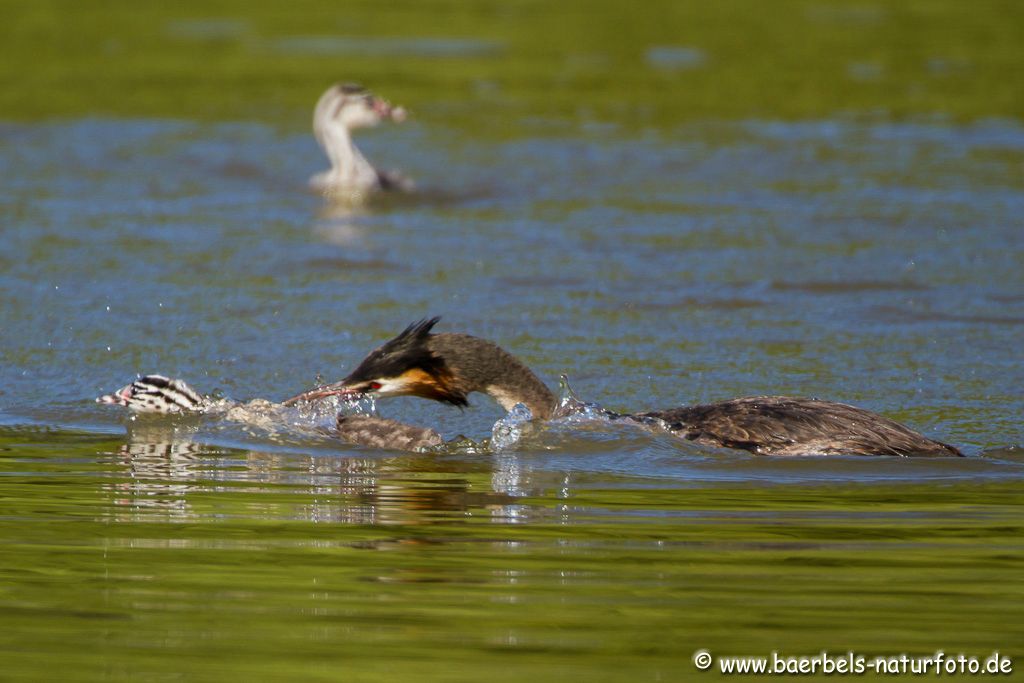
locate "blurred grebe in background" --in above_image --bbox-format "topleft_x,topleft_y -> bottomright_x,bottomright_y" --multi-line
310,83 -> 412,199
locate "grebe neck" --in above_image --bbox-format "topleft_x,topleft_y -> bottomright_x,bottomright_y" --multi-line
315,126 -> 380,190
430,333 -> 557,420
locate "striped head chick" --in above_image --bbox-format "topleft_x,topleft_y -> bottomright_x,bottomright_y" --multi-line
97,375 -> 211,415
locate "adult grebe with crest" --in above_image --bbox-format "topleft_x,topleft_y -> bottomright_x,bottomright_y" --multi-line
310,83 -> 413,199
284,318 -> 963,457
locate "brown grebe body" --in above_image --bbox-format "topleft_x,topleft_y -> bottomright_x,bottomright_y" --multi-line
285,318 -> 962,457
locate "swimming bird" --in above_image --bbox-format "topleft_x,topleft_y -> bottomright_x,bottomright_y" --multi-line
310,83 -> 412,196
284,318 -> 963,457
97,375 -> 211,414
97,375 -> 442,451
336,415 -> 443,451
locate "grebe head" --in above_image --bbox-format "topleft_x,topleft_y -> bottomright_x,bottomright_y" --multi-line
313,83 -> 407,136
284,318 -> 467,407
310,83 -> 411,195
97,375 -> 208,414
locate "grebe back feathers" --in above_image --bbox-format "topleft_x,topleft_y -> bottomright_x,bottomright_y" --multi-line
636,397 -> 962,457
336,414 -> 443,451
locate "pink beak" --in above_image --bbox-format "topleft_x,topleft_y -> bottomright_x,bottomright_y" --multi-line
96,384 -> 134,406
372,97 -> 407,122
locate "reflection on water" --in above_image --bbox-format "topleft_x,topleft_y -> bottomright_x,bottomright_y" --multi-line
104,421 -> 529,527
2,421 -> 1023,680
92,416 -> 1024,531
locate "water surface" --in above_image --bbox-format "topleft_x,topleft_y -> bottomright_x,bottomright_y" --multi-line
2,1 -> 1024,679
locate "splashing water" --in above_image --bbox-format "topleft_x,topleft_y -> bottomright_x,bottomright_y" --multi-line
342,393 -> 378,417
489,377 -> 631,451
490,403 -> 535,450
551,375 -> 621,422
205,385 -> 374,440
437,434 -> 491,454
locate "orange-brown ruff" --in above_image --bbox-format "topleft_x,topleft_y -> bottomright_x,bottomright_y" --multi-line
285,319 -> 556,420
287,318 -> 963,457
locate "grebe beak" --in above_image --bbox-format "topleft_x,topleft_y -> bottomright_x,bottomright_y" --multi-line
96,384 -> 134,406
371,96 -> 407,123
282,381 -> 360,406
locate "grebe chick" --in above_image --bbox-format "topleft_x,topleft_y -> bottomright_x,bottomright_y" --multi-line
97,375 -> 211,414
98,375 -> 441,451
310,83 -> 412,197
285,318 -> 963,457
337,415 -> 443,451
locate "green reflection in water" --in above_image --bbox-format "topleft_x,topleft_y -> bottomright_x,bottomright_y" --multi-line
2,1 -> 1022,126
1,429 -> 1021,681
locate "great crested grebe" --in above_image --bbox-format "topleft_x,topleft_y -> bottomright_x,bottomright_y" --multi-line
284,318 -> 964,457
98,375 -> 211,414
310,83 -> 412,196
97,374 -> 444,451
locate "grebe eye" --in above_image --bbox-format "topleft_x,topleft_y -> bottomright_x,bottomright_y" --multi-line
368,381 -> 382,391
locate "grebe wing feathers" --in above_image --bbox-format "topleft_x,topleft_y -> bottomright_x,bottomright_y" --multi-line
336,414 -> 443,451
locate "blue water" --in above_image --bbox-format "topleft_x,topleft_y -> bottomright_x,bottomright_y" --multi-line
1,116 -> 1023,485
